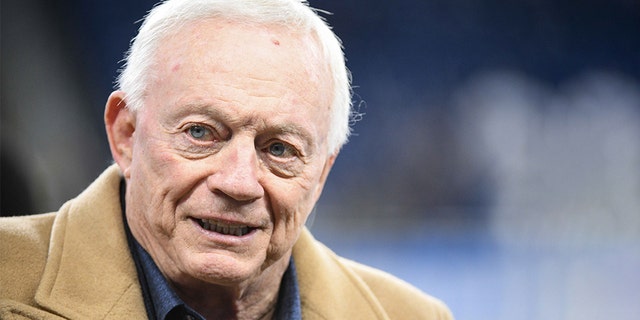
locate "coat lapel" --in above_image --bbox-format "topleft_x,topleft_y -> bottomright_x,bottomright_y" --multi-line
293,229 -> 390,320
34,165 -> 147,319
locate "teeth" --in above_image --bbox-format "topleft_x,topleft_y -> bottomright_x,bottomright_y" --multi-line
199,219 -> 250,236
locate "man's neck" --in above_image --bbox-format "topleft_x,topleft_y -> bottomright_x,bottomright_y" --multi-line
171,254 -> 291,320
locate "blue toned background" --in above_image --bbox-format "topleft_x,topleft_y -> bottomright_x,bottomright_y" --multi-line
2,0 -> 639,319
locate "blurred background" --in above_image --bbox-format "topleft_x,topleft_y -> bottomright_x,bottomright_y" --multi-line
2,0 -> 639,318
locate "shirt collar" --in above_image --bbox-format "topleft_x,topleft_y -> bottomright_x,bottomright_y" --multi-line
275,257 -> 302,320
120,180 -> 301,320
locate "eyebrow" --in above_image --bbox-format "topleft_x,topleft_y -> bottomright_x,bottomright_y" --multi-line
170,102 -> 318,151
261,119 -> 317,154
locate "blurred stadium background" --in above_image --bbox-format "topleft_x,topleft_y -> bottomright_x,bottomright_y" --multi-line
2,0 -> 639,319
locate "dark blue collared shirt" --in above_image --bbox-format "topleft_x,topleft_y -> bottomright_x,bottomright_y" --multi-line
121,181 -> 301,320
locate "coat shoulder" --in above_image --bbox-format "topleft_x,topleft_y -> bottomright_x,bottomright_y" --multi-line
0,213 -> 56,304
0,299 -> 66,320
340,257 -> 454,320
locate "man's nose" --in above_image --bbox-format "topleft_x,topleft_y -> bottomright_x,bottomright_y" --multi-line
206,137 -> 264,202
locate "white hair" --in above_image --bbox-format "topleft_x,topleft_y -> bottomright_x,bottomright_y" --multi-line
116,0 -> 353,153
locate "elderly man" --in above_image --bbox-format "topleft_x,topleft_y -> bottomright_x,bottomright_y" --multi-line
0,0 -> 452,319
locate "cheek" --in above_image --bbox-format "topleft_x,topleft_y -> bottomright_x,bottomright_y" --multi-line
131,124 -> 192,190
126,167 -> 174,240
269,174 -> 320,238
127,135 -> 191,235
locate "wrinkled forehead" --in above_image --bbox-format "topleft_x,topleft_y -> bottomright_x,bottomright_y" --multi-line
142,19 -> 335,146
150,18 -> 333,105
158,20 -> 326,73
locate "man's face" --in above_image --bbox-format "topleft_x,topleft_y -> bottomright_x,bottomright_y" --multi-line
118,21 -> 335,287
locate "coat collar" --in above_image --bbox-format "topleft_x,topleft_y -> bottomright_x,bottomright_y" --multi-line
293,229 -> 390,320
35,165 -> 146,319
34,165 -> 388,319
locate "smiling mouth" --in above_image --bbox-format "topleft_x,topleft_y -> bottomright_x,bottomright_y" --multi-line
196,219 -> 253,236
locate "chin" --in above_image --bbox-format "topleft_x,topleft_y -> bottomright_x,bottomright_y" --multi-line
187,252 -> 264,286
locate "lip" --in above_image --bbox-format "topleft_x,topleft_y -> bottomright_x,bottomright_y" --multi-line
189,217 -> 261,244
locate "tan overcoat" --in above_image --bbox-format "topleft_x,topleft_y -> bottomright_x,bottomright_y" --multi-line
0,165 -> 452,319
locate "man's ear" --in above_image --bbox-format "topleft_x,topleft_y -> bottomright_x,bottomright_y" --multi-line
105,91 -> 136,178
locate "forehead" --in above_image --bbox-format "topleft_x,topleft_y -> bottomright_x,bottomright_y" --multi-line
146,19 -> 333,133
153,19 -> 330,97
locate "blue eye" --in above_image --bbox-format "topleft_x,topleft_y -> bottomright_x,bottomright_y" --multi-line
188,125 -> 209,139
269,142 -> 287,156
